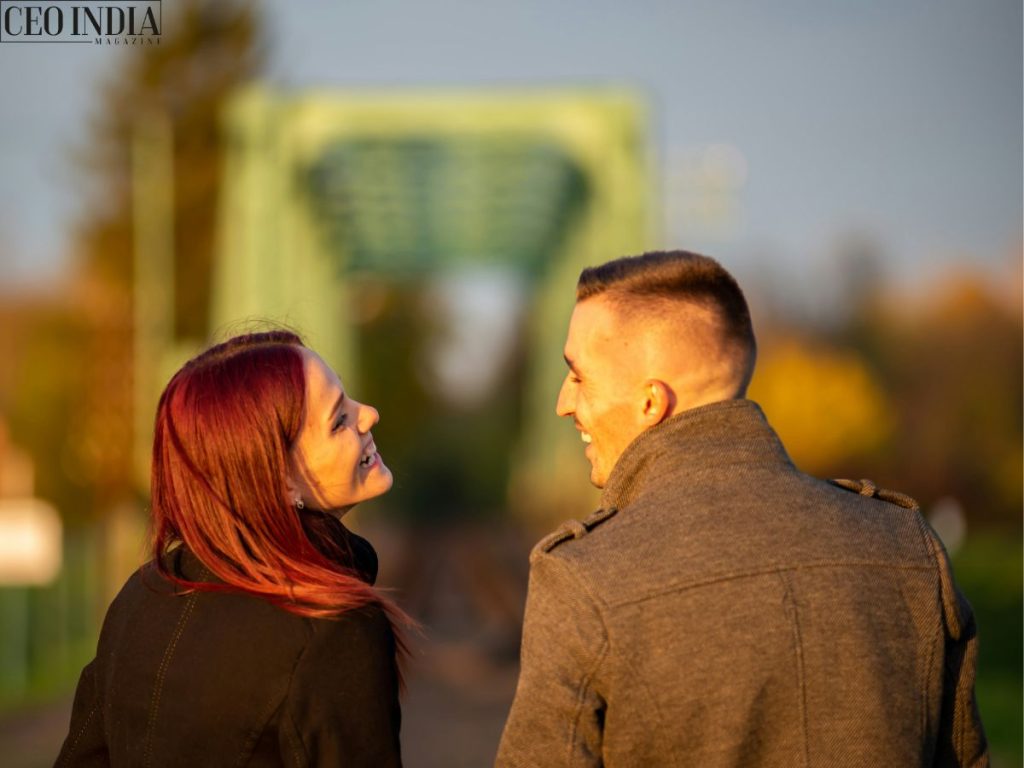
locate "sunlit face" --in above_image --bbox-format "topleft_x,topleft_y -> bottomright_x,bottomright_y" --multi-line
556,297 -> 648,488
289,349 -> 393,516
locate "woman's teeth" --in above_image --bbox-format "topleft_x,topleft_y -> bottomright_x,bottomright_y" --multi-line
581,432 -> 592,444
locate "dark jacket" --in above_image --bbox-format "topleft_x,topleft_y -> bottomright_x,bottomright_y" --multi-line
498,399 -> 988,767
56,520 -> 401,767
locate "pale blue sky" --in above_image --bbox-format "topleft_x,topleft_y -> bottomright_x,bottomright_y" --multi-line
1,0 -> 1020,303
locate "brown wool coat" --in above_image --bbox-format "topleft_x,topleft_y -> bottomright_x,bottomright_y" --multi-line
497,399 -> 988,767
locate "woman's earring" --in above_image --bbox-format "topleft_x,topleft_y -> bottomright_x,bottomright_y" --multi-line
295,499 -> 305,510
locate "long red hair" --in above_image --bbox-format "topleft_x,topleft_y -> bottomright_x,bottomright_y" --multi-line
150,331 -> 408,649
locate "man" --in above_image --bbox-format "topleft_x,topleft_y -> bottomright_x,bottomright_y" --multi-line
497,251 -> 987,767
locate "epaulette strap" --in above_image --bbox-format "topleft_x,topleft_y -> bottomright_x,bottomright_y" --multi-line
582,506 -> 619,528
830,478 -> 920,511
530,507 -> 620,563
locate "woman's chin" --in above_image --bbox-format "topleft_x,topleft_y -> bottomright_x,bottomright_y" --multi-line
320,462 -> 394,515
362,452 -> 392,483
374,462 -> 394,493
357,461 -> 394,502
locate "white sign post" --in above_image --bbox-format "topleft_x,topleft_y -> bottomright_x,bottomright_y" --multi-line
0,498 -> 62,586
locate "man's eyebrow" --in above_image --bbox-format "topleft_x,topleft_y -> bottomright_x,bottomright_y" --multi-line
563,354 -> 580,374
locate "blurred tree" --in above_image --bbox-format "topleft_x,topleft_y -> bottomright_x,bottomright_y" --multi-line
58,0 -> 264,515
0,294 -> 92,519
74,1 -> 263,331
748,337 -> 893,476
352,279 -> 436,520
355,278 -> 527,524
752,257 -> 1021,532
846,271 -> 1023,529
833,233 -> 884,326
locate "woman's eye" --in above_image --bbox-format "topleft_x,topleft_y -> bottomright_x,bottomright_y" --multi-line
332,413 -> 348,432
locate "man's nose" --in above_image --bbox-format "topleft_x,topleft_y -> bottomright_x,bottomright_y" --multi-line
555,379 -> 574,417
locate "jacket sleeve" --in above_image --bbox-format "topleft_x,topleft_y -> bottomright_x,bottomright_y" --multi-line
54,659 -> 109,767
280,606 -> 402,767
497,552 -> 607,768
935,585 -> 989,766
927,527 -> 988,767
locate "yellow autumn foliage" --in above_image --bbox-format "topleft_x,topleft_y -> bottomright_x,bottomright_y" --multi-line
747,339 -> 893,475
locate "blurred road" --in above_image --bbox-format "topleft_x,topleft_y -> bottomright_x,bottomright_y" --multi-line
0,696 -> 73,768
402,640 -> 519,767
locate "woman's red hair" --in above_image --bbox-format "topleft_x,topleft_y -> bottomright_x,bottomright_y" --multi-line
150,331 -> 408,652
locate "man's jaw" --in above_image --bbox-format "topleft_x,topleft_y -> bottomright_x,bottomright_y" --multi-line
578,426 -> 596,469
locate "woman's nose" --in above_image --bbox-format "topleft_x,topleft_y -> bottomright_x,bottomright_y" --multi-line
357,404 -> 379,433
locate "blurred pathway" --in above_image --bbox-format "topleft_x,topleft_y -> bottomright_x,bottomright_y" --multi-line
402,642 -> 519,768
0,696 -> 74,768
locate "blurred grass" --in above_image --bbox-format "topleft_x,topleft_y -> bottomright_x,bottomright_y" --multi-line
0,628 -> 94,716
952,532 -> 1023,766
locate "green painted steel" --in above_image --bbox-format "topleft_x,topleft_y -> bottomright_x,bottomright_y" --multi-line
211,87 -> 653,524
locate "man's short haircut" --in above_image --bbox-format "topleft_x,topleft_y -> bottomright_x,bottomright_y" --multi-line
577,250 -> 757,376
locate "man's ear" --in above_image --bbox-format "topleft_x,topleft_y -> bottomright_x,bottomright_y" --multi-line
640,379 -> 674,426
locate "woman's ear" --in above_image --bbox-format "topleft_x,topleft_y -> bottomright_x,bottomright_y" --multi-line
641,379 -> 674,426
283,461 -> 301,506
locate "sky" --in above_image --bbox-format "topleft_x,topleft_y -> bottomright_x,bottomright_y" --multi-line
0,0 -> 1020,304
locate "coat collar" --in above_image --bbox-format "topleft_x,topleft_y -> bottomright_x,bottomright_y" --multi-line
599,399 -> 794,511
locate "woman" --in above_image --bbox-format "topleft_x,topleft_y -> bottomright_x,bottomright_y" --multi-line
56,331 -> 409,767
